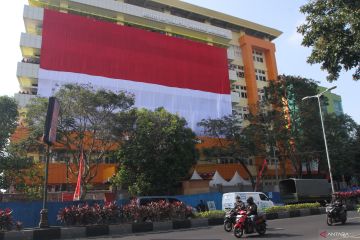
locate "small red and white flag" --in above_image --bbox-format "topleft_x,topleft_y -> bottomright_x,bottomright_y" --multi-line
73,150 -> 84,201
38,9 -> 231,133
255,159 -> 268,191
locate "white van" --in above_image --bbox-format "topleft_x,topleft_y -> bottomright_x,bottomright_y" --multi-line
222,192 -> 274,212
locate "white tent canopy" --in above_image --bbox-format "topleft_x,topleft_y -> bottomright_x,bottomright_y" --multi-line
190,170 -> 203,180
209,170 -> 228,186
225,171 -> 251,186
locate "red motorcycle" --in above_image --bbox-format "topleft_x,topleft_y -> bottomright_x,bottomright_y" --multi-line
233,210 -> 266,238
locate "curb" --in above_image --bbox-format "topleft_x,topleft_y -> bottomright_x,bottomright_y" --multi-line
0,207 -> 328,239
265,207 -> 326,220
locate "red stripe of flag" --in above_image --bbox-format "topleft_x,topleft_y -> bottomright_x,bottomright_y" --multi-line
40,9 -> 230,94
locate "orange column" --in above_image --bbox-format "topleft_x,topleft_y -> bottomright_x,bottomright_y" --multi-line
239,38 -> 258,114
239,35 -> 279,114
265,48 -> 278,81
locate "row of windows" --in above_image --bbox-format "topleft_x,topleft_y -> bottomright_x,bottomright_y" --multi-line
255,69 -> 267,81
229,45 -> 242,58
233,85 -> 247,91
252,50 -> 264,63
228,64 -> 245,79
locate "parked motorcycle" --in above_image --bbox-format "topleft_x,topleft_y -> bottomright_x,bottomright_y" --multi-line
233,210 -> 266,238
326,203 -> 347,226
224,209 -> 238,232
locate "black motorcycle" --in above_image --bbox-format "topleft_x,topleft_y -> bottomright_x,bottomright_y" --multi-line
326,203 -> 347,226
224,209 -> 238,232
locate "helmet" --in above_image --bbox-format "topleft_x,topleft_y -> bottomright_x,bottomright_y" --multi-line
247,197 -> 254,204
235,195 -> 240,200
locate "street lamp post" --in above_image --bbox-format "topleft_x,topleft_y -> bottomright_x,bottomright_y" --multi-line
302,86 -> 337,194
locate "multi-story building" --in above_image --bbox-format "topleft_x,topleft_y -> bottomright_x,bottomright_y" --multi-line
318,86 -> 343,116
15,0 -> 284,193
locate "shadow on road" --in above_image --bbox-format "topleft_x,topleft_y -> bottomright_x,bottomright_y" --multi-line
245,233 -> 303,238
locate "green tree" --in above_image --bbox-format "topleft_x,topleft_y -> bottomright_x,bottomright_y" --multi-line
297,0 -> 360,81
0,140 -> 42,199
24,84 -> 134,199
198,115 -> 256,188
351,125 -> 360,184
324,113 -> 359,180
0,96 -> 18,157
112,108 -> 198,196
265,75 -> 324,177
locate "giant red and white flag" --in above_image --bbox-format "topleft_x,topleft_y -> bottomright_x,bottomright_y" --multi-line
73,150 -> 84,201
38,10 -> 231,132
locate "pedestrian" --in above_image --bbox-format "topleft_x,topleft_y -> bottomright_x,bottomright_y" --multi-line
196,200 -> 208,212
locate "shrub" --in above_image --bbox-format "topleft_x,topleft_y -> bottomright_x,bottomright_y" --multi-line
334,190 -> 360,199
265,203 -> 321,213
195,210 -> 225,219
58,200 -> 194,226
58,202 -> 122,226
122,199 -> 192,222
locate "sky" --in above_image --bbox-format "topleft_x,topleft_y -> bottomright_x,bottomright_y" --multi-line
0,0 -> 359,123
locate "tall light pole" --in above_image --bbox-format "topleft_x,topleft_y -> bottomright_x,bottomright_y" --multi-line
302,86 -> 337,194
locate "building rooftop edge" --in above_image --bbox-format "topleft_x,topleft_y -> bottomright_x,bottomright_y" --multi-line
151,0 -> 283,39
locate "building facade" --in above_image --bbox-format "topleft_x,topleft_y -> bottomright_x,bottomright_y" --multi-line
15,0 -> 284,192
318,86 -> 344,116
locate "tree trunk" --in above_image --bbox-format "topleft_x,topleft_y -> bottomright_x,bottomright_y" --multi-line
239,160 -> 255,190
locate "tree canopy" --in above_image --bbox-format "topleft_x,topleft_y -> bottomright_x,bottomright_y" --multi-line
112,108 -> 198,196
323,113 -> 359,180
198,115 -> 256,188
0,96 -> 18,157
297,0 -> 360,81
24,84 -> 135,199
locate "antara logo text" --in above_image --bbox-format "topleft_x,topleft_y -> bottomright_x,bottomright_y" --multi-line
320,230 -> 350,238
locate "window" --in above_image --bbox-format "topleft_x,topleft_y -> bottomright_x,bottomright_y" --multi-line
228,64 -> 245,79
229,45 -> 242,58
241,92 -> 247,98
258,88 -> 266,101
255,69 -> 267,81
252,50 -> 264,63
333,100 -> 343,115
259,193 -> 269,201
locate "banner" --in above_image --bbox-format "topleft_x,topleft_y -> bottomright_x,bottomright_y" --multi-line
39,9 -> 231,133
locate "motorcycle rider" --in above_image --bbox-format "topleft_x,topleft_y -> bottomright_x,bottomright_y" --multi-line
246,197 -> 258,231
234,195 -> 245,211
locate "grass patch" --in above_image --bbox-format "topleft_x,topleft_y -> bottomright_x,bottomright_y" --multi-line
195,210 -> 225,219
265,203 -> 321,213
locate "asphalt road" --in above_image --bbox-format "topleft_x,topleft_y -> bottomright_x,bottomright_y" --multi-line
76,211 -> 360,240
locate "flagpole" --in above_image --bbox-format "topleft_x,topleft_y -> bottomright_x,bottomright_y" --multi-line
39,144 -> 50,228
